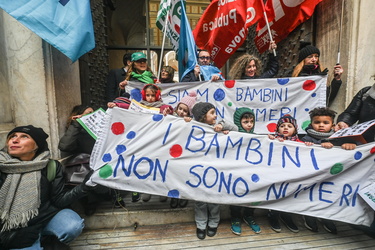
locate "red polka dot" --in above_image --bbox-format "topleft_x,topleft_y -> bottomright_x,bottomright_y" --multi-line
224,80 -> 235,88
170,144 -> 183,158
370,146 -> 375,154
302,80 -> 316,91
111,122 -> 125,135
267,123 -> 277,132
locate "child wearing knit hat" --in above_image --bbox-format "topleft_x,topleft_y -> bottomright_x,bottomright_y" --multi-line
267,114 -> 302,234
191,102 -> 238,240
174,91 -> 197,122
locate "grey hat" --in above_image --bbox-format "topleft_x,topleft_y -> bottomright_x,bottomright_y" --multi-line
192,102 -> 215,122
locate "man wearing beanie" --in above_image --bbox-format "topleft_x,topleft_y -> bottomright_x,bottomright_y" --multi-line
292,41 -> 344,106
0,125 -> 94,248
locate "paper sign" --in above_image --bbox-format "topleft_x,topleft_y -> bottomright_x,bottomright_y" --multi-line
359,183 -> 375,211
128,100 -> 160,114
77,108 -> 106,140
329,119 -> 375,144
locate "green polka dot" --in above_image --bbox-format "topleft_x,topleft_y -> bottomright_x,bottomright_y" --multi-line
99,164 -> 113,178
302,120 -> 311,131
250,201 -> 261,206
228,102 -> 233,107
330,163 -> 343,175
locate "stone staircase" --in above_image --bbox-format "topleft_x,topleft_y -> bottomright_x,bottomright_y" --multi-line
74,194 -> 230,230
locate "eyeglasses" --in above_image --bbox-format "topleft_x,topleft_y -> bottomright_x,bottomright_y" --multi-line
198,56 -> 210,60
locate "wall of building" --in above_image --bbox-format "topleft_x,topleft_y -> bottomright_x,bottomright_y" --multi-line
316,0 -> 375,114
0,10 -> 81,157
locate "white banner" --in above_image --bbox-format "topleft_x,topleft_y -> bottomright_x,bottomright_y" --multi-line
126,75 -> 327,134
90,108 -> 375,226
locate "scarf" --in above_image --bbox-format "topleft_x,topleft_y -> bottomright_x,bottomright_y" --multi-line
306,128 -> 334,140
0,150 -> 50,231
140,100 -> 165,108
131,71 -> 154,84
363,83 -> 375,100
274,132 -> 300,142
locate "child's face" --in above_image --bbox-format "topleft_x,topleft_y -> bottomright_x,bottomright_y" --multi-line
176,103 -> 189,117
278,122 -> 296,137
145,89 -> 156,102
311,116 -> 334,133
204,108 -> 217,125
241,117 -> 254,132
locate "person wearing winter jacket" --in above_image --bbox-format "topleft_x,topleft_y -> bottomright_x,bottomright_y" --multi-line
0,125 -> 93,249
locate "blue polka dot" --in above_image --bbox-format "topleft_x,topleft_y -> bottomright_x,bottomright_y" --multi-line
277,78 -> 289,85
168,189 -> 180,198
131,89 -> 142,102
305,108 -> 309,112
311,93 -> 317,97
251,174 -> 260,183
116,145 -> 126,155
102,153 -> 112,162
354,151 -> 362,160
127,131 -> 136,139
213,88 -> 225,101
153,114 -> 164,121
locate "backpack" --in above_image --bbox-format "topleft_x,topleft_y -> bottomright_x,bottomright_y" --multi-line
47,159 -> 57,182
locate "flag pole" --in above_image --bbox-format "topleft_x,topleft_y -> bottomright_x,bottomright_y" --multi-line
260,0 -> 276,56
337,0 -> 345,65
157,12 -> 170,81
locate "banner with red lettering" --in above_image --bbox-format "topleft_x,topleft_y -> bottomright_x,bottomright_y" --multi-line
193,0 -> 263,68
255,0 -> 323,53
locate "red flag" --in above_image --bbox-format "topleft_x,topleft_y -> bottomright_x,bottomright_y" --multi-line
193,0 -> 263,68
255,0 -> 323,53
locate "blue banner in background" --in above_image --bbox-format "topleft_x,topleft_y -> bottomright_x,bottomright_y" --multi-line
178,0 -> 197,81
0,0 -> 95,62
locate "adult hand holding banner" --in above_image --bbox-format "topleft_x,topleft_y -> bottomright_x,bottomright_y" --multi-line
126,75 -> 328,134
89,108 -> 375,226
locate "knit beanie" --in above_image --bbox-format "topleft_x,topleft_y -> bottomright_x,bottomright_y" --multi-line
298,42 -> 320,63
276,115 -> 298,133
7,125 -> 49,155
192,102 -> 215,122
178,91 -> 197,115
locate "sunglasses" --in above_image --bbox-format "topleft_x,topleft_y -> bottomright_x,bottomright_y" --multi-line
198,56 -> 210,60
135,59 -> 147,63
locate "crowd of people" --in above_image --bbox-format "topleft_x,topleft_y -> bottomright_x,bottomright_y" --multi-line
2,40 -> 375,249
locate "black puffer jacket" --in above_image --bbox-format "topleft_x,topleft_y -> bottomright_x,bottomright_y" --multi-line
0,160 -> 87,248
337,86 -> 375,125
58,120 -> 95,158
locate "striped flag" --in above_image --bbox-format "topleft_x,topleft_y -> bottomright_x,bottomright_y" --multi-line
156,0 -> 183,51
0,0 -> 95,62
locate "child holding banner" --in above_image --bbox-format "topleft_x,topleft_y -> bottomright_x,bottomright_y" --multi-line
301,107 -> 356,234
230,107 -> 261,235
267,114 -> 301,233
191,102 -> 238,239
169,91 -> 198,208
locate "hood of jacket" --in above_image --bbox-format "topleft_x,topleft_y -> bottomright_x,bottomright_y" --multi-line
233,107 -> 255,133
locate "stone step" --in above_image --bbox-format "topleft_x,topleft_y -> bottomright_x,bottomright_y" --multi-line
74,194 -> 230,230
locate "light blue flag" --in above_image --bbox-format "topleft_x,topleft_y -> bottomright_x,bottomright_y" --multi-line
178,0 -> 197,81
200,65 -> 225,81
0,0 -> 95,62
